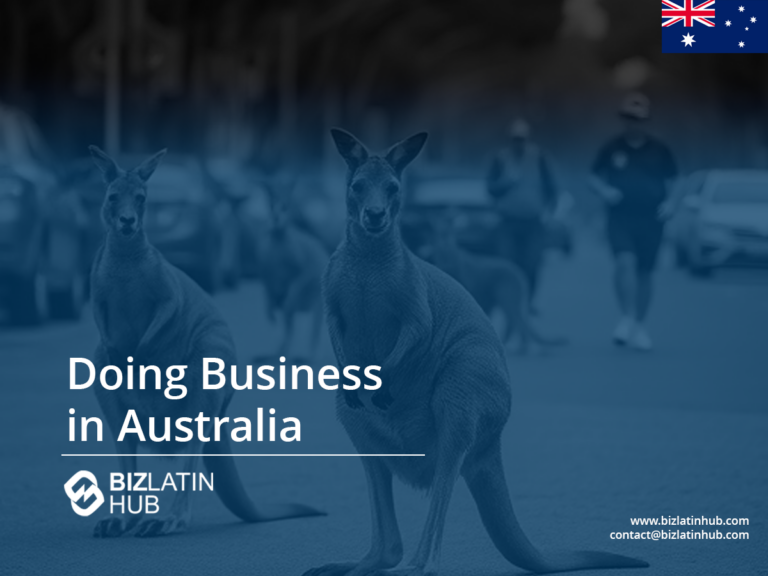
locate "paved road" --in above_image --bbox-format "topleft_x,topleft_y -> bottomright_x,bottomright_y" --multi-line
1,240 -> 766,575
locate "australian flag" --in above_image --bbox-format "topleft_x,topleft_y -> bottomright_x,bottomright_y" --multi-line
662,0 -> 768,53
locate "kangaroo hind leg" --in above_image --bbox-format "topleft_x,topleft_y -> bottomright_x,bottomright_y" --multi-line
302,458 -> 403,576
134,451 -> 198,537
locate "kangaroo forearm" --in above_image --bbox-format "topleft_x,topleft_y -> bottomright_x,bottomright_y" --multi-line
136,302 -> 177,354
382,324 -> 423,369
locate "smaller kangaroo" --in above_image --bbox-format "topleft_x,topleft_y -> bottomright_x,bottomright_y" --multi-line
88,147 -> 322,538
258,180 -> 328,361
429,213 -> 567,354
305,129 -> 647,576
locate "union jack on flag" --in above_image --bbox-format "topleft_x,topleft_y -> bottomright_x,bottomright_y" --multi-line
662,0 -> 716,27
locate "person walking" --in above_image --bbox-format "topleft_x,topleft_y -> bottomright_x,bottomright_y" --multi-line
487,118 -> 560,309
590,93 -> 678,351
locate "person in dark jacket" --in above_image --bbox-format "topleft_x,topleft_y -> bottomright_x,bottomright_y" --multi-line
487,118 -> 559,308
591,93 -> 677,351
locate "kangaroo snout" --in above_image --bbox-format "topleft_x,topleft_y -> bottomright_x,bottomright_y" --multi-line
364,206 -> 386,224
118,213 -> 138,236
362,206 -> 389,232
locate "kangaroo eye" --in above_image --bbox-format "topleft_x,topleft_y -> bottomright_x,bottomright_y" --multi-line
351,181 -> 364,194
108,194 -> 118,203
386,183 -> 399,196
136,195 -> 146,204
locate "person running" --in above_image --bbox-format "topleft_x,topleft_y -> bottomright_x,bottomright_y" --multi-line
487,118 -> 560,309
591,93 -> 677,351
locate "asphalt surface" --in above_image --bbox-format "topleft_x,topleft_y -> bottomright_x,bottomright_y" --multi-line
1,238 -> 766,576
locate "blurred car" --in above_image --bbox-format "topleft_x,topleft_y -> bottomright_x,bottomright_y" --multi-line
401,175 -> 500,258
669,169 -> 768,276
64,154 -> 241,293
0,104 -> 86,325
292,176 -> 345,252
401,172 -> 573,259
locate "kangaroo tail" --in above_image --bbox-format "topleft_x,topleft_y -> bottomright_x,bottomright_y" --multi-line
203,436 -> 325,523
464,445 -> 647,574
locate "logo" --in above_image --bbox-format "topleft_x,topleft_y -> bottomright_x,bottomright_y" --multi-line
64,471 -> 105,517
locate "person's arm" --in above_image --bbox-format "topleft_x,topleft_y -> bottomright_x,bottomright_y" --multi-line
538,152 -> 559,214
657,145 -> 679,220
486,155 -> 507,200
590,144 -> 623,205
589,175 -> 622,205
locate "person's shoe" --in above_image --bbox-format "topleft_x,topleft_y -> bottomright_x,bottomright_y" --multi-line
612,317 -> 635,346
629,325 -> 653,352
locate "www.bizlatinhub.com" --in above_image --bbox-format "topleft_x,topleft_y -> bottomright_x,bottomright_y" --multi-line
611,516 -> 749,540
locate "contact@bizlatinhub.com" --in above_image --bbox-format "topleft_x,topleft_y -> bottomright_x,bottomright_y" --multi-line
611,516 -> 749,541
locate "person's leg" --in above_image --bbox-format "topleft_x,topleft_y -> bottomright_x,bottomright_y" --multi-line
514,218 -> 545,305
496,217 -> 516,261
630,221 -> 664,350
635,271 -> 653,323
614,252 -> 636,319
607,217 -> 637,344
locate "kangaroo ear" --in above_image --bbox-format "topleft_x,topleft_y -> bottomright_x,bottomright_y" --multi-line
385,132 -> 428,175
88,145 -> 120,184
133,149 -> 167,183
330,128 -> 369,171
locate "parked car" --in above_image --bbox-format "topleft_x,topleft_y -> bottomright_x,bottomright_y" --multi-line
0,104 -> 86,325
401,171 -> 573,259
669,169 -> 768,276
64,154 -> 241,293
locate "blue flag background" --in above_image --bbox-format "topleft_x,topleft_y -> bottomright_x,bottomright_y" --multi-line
662,0 -> 768,53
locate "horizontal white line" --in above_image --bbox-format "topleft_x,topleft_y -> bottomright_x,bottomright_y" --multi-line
61,454 -> 425,457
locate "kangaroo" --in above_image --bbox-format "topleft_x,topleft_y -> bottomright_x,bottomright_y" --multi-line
88,147 -> 322,538
304,129 -> 647,575
429,213 -> 567,354
258,180 -> 328,361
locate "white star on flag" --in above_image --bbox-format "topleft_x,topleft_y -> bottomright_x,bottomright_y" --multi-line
739,41 -> 745,47
739,6 -> 745,12
746,27 -> 749,30
751,17 -> 757,23
726,20 -> 732,26
682,33 -> 696,46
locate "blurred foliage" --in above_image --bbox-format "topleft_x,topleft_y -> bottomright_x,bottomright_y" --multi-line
0,0 -> 766,171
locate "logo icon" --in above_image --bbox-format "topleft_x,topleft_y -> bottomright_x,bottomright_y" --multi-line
64,471 -> 105,517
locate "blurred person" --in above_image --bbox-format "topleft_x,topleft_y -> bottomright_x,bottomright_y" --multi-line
590,93 -> 677,351
486,118 -> 560,310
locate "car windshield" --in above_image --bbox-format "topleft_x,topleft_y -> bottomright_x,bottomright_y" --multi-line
711,178 -> 768,204
412,179 -> 488,206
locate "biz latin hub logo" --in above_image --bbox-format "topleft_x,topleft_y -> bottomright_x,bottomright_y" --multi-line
64,470 -> 213,517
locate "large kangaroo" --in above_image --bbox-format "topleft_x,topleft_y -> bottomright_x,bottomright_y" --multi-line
305,130 -> 647,575
88,147 -> 321,537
